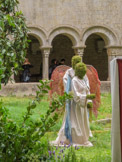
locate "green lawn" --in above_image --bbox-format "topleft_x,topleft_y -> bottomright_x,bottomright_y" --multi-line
0,93 -> 112,161
0,96 -> 49,124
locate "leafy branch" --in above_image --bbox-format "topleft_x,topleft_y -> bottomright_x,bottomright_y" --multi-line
0,80 -> 72,161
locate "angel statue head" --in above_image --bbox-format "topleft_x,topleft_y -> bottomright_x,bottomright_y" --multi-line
71,55 -> 82,69
75,62 -> 87,79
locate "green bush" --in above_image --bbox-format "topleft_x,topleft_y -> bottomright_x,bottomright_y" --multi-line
0,80 -> 72,161
0,0 -> 28,86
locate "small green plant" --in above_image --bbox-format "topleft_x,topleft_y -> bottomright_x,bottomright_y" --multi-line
87,102 -> 93,108
86,94 -> 96,100
47,143 -> 80,162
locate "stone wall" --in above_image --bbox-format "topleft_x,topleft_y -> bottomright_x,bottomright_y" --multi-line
0,81 -> 111,97
19,0 -> 122,37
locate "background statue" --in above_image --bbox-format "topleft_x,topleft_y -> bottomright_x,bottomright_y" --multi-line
50,56 -> 101,118
52,62 -> 94,146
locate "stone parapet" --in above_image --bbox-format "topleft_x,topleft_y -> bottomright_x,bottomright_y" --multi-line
0,81 -> 111,97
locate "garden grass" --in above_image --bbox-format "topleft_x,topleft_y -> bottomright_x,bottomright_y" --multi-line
0,93 -> 112,161
0,96 -> 49,124
95,93 -> 112,120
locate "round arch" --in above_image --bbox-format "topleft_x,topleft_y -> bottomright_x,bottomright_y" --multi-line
48,26 -> 81,46
28,26 -> 47,46
49,34 -> 75,67
81,26 -> 119,46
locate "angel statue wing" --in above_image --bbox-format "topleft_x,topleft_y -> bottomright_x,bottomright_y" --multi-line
49,64 -> 101,118
86,65 -> 101,117
49,65 -> 70,97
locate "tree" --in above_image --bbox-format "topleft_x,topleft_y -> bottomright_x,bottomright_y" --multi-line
0,0 -> 28,87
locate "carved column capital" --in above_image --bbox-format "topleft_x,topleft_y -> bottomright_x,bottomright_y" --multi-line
73,46 -> 86,57
107,46 -> 122,81
40,46 -> 52,80
107,46 -> 122,56
41,49 -> 50,58
40,46 -> 52,58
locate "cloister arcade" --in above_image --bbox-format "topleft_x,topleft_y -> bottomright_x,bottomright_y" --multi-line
14,25 -> 122,82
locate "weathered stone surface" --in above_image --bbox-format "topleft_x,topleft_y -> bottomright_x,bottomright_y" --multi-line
92,118 -> 112,124
18,0 -> 122,38
0,83 -> 40,97
0,81 -> 111,97
100,81 -> 111,93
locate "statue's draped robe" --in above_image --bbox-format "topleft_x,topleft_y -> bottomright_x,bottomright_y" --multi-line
54,68 -> 92,146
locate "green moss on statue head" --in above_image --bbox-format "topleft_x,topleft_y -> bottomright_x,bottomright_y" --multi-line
75,62 -> 87,79
71,56 -> 82,69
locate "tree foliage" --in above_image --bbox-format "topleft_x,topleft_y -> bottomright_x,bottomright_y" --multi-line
0,0 -> 28,86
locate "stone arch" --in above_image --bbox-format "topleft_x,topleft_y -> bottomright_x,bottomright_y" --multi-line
49,34 -> 75,67
81,26 -> 119,46
28,26 -> 47,46
83,34 -> 108,80
48,26 -> 81,46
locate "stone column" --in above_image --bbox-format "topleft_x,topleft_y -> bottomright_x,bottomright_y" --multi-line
107,46 -> 122,80
73,46 -> 86,60
41,47 -> 51,80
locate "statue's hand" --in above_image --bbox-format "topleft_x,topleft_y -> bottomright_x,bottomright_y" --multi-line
86,94 -> 96,100
87,102 -> 93,109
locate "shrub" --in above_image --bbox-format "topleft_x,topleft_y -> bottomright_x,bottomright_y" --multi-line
0,0 -> 28,86
0,80 -> 72,161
